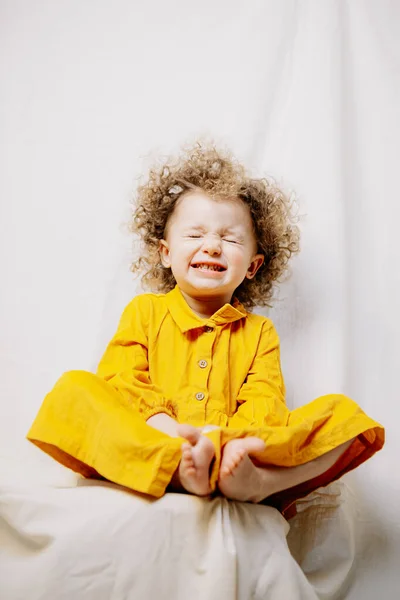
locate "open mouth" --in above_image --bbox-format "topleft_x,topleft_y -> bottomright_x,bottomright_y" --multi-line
191,263 -> 226,272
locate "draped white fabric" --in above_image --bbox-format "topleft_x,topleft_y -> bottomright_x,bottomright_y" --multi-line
1,1 -> 399,598
2,481 -> 355,600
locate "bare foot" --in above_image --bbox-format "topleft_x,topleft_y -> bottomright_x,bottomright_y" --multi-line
218,438 -> 278,503
175,424 -> 215,496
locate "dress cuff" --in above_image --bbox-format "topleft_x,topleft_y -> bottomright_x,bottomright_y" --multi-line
143,402 -> 176,420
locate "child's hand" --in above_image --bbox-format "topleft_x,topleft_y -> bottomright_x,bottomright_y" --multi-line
147,413 -> 180,437
199,425 -> 220,433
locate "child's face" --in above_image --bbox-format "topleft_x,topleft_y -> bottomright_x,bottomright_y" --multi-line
159,191 -> 264,307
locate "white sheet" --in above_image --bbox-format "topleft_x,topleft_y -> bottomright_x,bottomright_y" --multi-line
0,476 -> 356,600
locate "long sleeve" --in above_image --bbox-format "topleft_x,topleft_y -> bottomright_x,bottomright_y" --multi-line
227,321 -> 290,429
96,297 -> 177,420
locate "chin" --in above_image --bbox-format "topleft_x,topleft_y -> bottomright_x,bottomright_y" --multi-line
180,280 -> 219,293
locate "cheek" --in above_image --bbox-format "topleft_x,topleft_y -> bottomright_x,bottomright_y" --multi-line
171,242 -> 196,265
183,240 -> 200,256
228,248 -> 249,271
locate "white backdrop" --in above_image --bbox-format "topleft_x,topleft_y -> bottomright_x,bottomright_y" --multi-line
1,1 -> 399,597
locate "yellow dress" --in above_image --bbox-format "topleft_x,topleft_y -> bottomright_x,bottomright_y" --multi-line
27,286 -> 384,516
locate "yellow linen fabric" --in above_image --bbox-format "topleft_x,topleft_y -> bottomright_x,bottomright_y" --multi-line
27,286 -> 384,508
96,285 -> 288,428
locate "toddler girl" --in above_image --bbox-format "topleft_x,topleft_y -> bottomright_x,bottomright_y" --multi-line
28,144 -> 384,517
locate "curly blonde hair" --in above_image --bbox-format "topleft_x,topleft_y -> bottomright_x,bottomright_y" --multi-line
130,143 -> 300,309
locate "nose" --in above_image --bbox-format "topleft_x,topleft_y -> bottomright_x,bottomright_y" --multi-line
202,234 -> 222,256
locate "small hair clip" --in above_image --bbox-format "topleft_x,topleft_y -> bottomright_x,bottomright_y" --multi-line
168,185 -> 183,195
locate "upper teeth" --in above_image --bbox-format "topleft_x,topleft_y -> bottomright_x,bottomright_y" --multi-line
194,264 -> 223,271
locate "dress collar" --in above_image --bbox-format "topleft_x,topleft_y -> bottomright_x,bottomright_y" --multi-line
165,285 -> 247,333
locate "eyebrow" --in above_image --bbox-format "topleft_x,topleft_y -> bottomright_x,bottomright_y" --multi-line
222,227 -> 243,235
184,226 -> 207,232
184,224 -> 244,232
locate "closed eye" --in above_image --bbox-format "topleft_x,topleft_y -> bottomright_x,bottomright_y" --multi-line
187,235 -> 202,239
224,238 -> 239,244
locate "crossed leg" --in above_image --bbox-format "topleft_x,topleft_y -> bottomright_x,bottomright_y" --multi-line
170,423 -> 355,504
218,437 -> 356,503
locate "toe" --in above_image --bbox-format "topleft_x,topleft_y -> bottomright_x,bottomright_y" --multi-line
181,446 -> 193,465
232,449 -> 245,467
181,444 -> 191,457
220,465 -> 231,477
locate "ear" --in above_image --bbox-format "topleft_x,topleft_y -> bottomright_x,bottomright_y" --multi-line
159,239 -> 171,268
245,254 -> 264,279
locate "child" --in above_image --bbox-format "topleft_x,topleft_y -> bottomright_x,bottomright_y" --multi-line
27,144 -> 384,517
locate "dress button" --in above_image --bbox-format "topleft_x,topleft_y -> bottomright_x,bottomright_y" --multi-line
198,359 -> 208,368
195,392 -> 205,401
204,326 -> 214,333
